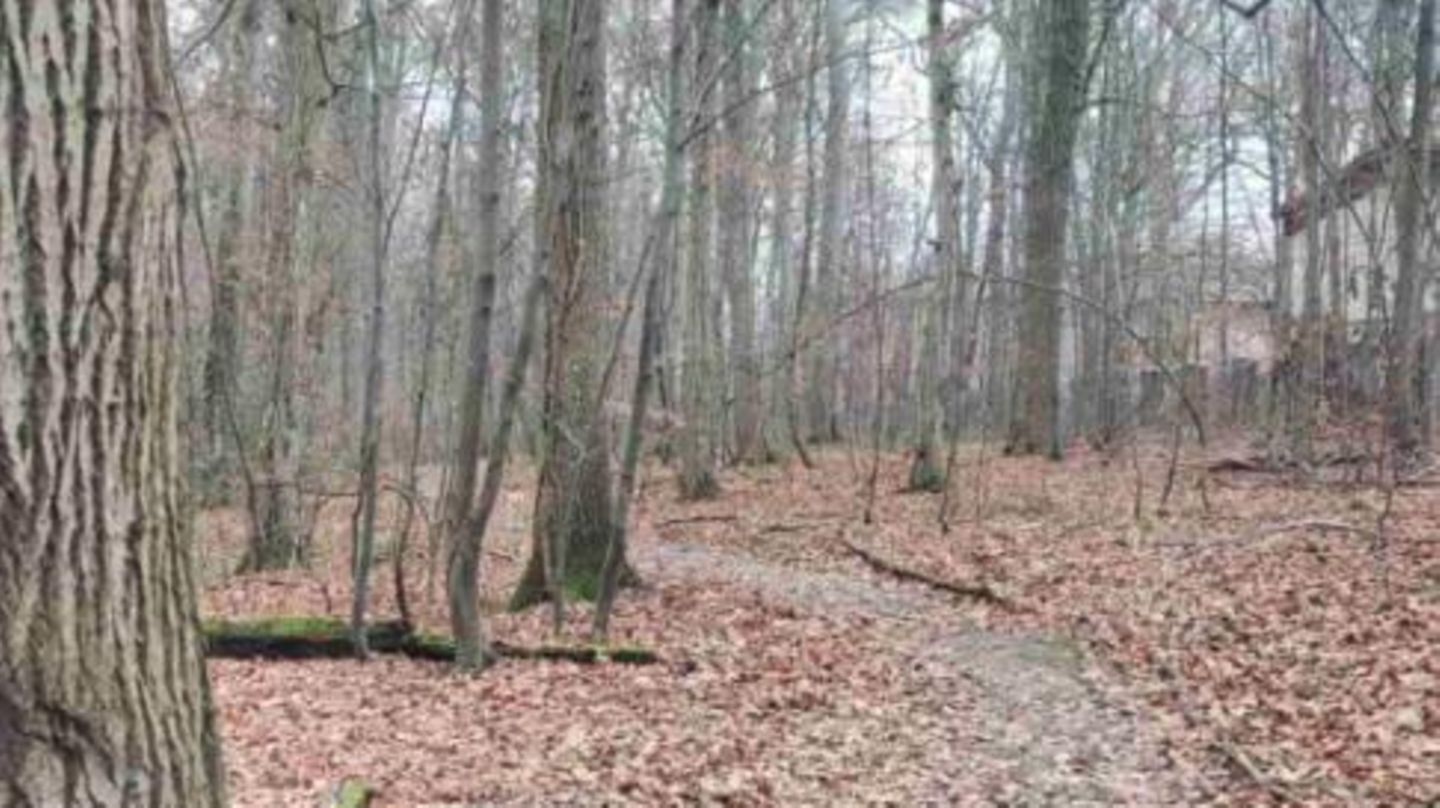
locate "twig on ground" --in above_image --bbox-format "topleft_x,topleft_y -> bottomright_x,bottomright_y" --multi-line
836,532 -> 1013,609
657,513 -> 740,527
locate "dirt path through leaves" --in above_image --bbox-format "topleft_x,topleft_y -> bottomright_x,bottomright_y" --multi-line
647,539 -> 1213,805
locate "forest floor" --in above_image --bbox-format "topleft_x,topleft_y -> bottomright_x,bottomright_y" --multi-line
201,437 -> 1439,806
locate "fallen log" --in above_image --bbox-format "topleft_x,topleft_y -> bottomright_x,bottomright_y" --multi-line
837,535 -> 1013,610
203,617 -> 659,665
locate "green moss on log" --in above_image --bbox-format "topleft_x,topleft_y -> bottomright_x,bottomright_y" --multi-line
203,616 -> 659,665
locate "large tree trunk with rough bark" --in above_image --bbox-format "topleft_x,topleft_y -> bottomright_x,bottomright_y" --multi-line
0,2 -> 227,803
511,0 -> 631,613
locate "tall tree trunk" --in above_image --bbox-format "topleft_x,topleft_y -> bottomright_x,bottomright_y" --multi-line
805,0 -> 851,443
767,0 -> 801,456
204,0 -> 260,481
1387,0 -> 1436,458
911,0 -> 959,490
1367,0 -> 1406,354
597,0 -> 692,639
350,0 -> 391,656
0,2 -> 226,803
1294,8 -> 1326,459
403,0 -> 474,635
722,0 -> 763,463
1008,0 -> 1090,458
249,0 -> 337,571
448,0 -> 505,671
679,0 -> 723,498
511,0 -> 626,614
983,54 -> 1019,433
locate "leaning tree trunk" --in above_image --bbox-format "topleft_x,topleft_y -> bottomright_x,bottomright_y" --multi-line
596,0 -> 691,640
0,3 -> 226,804
1008,0 -> 1090,459
510,0 -> 630,614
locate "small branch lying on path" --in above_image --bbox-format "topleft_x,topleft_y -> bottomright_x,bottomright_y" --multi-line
203,618 -> 659,665
657,513 -> 739,527
837,533 -> 1014,610
1209,740 -> 1301,805
1253,520 -> 1380,543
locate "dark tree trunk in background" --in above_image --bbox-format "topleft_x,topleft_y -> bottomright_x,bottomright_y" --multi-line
0,2 -> 226,803
1387,0 -> 1436,459
806,0 -> 851,443
249,0 -> 338,572
1009,0 -> 1090,459
203,0 -> 260,486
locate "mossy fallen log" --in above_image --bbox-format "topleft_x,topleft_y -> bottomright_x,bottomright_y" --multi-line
202,617 -> 659,665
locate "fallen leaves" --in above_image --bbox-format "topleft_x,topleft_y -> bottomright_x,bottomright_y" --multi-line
203,443 -> 1439,806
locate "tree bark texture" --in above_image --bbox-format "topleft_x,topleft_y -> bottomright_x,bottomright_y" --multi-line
0,2 -> 226,804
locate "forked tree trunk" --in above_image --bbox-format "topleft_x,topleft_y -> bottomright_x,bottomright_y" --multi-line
0,3 -> 226,803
